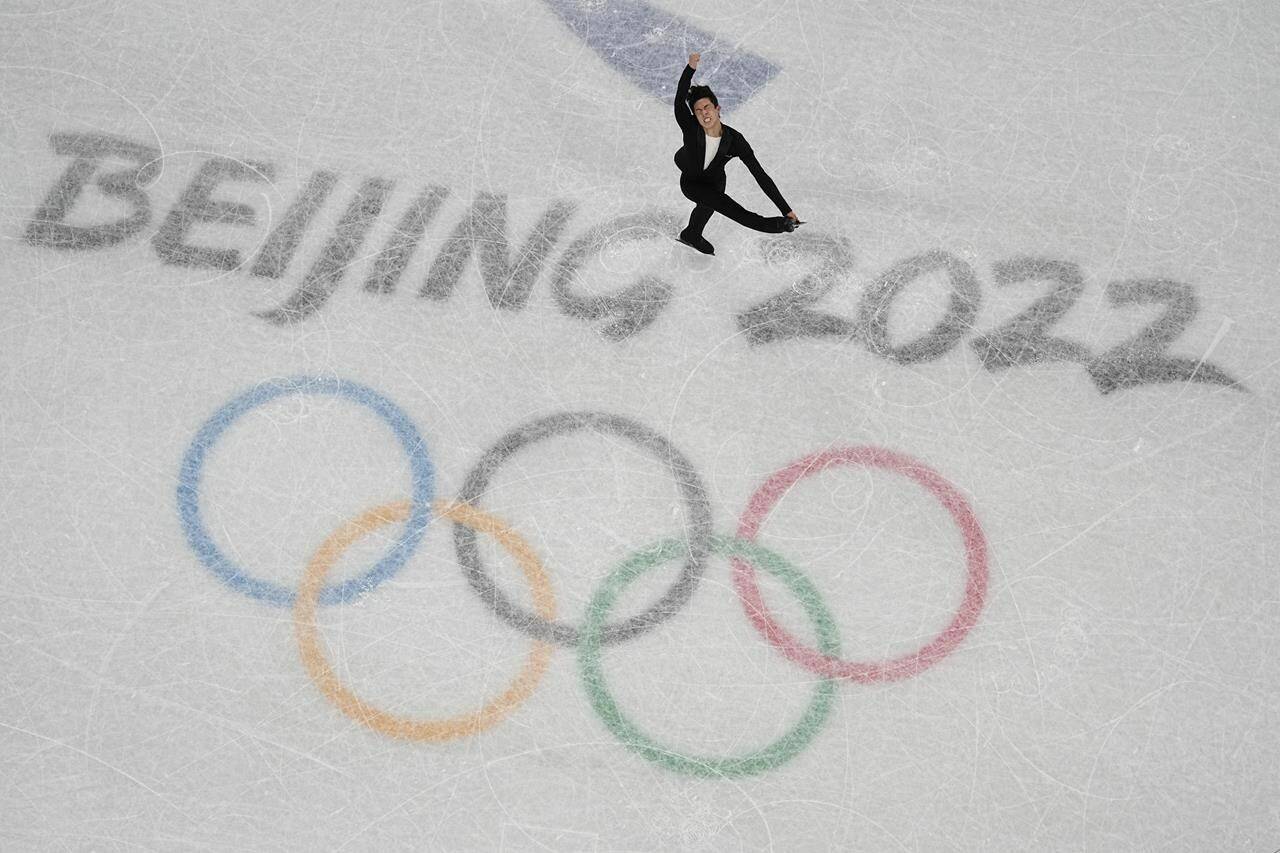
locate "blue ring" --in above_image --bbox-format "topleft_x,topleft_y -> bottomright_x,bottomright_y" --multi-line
176,376 -> 434,607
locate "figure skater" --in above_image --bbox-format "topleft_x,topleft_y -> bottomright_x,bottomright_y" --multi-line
674,52 -> 802,255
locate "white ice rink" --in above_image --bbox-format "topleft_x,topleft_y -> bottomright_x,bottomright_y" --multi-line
3,1 -> 1278,849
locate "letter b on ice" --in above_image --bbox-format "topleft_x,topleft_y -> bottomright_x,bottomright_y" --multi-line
25,132 -> 161,251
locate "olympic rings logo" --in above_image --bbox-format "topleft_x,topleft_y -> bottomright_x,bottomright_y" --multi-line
177,376 -> 989,778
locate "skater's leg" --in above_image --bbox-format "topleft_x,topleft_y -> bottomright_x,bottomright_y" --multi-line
676,177 -> 719,252
704,191 -> 790,234
678,205 -> 716,254
683,204 -> 714,239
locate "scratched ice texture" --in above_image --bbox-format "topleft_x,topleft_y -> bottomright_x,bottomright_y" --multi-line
2,1 -> 1278,850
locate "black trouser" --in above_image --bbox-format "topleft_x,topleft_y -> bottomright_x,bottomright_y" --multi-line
680,174 -> 787,238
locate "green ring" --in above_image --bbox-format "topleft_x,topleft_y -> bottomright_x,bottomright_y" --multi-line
578,535 -> 841,778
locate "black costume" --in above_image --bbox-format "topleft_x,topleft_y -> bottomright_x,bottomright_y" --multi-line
673,63 -> 793,246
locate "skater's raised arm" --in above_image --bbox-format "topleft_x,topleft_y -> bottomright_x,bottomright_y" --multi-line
738,139 -> 793,217
674,52 -> 699,132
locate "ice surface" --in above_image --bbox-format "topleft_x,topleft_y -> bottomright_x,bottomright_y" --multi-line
2,1 -> 1278,849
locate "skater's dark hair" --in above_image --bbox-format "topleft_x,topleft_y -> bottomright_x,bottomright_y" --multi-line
686,85 -> 718,111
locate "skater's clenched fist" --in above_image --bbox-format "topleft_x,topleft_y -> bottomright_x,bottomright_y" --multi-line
688,52 -> 700,70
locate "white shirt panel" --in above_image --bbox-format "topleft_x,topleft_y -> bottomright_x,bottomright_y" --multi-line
703,133 -> 721,170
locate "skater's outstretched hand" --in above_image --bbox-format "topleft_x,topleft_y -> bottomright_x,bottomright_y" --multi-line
786,210 -> 799,222
688,52 -> 700,70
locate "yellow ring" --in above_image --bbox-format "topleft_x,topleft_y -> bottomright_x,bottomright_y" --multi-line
293,499 -> 556,742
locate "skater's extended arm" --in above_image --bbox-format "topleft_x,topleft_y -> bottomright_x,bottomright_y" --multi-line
739,140 -> 792,216
674,53 -> 698,132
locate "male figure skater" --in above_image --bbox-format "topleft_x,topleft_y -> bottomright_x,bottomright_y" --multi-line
674,52 -> 802,255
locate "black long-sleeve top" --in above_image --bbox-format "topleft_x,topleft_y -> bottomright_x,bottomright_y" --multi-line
672,64 -> 791,215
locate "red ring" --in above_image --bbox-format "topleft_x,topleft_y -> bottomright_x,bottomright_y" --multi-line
733,446 -> 988,683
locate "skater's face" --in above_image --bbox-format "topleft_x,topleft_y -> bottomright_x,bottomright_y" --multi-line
692,98 -> 721,131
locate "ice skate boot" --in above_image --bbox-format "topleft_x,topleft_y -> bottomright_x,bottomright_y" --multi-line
677,229 -> 715,254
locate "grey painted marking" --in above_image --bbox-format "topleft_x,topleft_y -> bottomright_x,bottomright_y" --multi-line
540,0 -> 779,113
453,411 -> 714,646
364,185 -> 449,295
970,257 -> 1091,370
24,132 -> 162,251
152,157 -> 274,270
856,249 -> 982,364
550,209 -> 678,340
250,169 -> 339,279
420,192 -> 576,309
736,231 -> 857,344
256,176 -> 394,325
1087,278 -> 1242,394
17,130 -> 1253,397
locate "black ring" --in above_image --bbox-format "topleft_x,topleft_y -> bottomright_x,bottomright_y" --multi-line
453,411 -> 713,645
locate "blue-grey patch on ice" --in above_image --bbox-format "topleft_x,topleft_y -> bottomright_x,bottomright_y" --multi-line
540,0 -> 779,112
